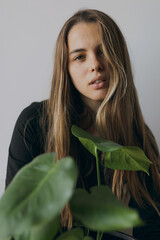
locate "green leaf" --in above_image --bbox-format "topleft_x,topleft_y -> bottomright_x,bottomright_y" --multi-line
83,237 -> 94,240
14,232 -> 30,240
14,217 -> 60,240
29,216 -> 60,240
71,125 -> 120,155
103,146 -> 151,174
70,186 -> 142,232
71,125 -> 151,174
56,228 -> 84,240
0,152 -> 78,240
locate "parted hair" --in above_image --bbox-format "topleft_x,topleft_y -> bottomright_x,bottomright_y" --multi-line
41,9 -> 160,228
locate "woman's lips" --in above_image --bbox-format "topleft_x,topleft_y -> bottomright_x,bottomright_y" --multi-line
89,77 -> 106,89
89,76 -> 105,84
90,80 -> 106,89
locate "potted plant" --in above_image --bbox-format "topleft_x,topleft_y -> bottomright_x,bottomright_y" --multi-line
0,125 -> 151,240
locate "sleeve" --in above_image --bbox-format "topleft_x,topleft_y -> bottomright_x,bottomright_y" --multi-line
5,102 -> 43,188
130,176 -> 160,240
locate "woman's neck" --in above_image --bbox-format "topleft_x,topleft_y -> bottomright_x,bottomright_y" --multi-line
81,95 -> 102,114
79,101 -> 103,138
87,123 -> 100,137
80,112 -> 101,137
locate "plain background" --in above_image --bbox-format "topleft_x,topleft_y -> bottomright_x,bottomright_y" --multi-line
1,0 -> 160,197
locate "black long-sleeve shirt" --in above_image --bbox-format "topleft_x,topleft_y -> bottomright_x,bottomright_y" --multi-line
6,101 -> 160,240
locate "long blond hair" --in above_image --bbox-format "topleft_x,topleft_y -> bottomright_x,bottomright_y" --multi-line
42,9 -> 160,228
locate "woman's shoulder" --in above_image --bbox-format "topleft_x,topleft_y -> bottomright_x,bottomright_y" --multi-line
15,100 -> 47,130
10,100 -> 48,156
6,101 -> 47,187
12,100 -> 47,149
18,101 -> 45,122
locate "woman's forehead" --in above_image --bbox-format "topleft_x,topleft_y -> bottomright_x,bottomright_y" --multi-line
67,22 -> 102,51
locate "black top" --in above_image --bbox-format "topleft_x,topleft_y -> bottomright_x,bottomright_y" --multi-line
6,102 -> 160,240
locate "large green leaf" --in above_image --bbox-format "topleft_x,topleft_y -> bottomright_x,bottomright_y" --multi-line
70,186 -> 142,232
83,237 -> 94,240
71,125 -> 151,174
103,146 -> 151,173
29,216 -> 60,240
56,228 -> 84,240
13,232 -> 30,240
56,228 -> 94,240
0,152 -> 78,240
9,216 -> 60,240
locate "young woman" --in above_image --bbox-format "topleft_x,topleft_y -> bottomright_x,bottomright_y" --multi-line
6,9 -> 160,239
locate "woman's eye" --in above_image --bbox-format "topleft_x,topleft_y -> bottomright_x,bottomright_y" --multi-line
74,55 -> 85,61
99,50 -> 104,56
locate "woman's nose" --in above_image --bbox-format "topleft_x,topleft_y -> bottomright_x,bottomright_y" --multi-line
91,65 -> 103,72
90,55 -> 103,72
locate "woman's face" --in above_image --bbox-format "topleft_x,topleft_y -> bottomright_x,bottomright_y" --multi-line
68,22 -> 110,111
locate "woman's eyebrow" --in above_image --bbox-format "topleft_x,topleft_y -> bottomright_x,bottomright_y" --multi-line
69,48 -> 86,55
69,44 -> 102,55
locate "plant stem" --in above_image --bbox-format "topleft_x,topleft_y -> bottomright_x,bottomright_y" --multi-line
96,231 -> 101,240
96,231 -> 103,240
99,232 -> 103,240
95,148 -> 101,187
86,229 -> 90,236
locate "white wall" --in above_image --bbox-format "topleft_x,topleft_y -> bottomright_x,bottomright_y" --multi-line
1,0 -> 160,197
